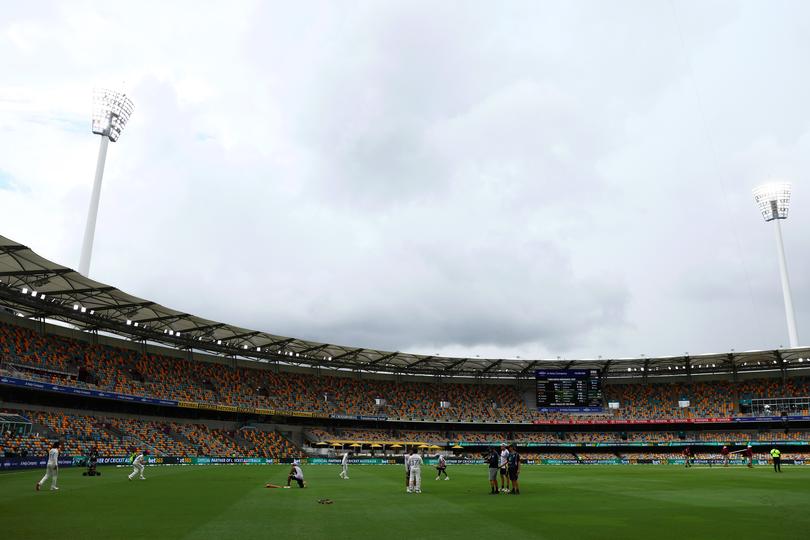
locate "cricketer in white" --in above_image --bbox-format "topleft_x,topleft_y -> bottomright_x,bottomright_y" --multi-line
128,451 -> 147,480
339,452 -> 350,479
36,442 -> 60,491
407,453 -> 423,494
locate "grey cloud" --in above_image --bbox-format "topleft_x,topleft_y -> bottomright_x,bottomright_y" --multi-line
1,0 -> 809,360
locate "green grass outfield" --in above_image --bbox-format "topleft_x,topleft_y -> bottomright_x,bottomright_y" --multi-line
2,464 -> 809,540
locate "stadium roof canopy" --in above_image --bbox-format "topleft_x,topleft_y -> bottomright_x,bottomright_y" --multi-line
1,235 -> 809,379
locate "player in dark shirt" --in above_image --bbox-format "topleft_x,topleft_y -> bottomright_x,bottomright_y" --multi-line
730,445 -> 754,468
682,446 -> 692,468
435,454 -> 449,480
86,445 -> 100,476
743,445 -> 754,468
487,448 -> 500,495
404,450 -> 412,491
721,445 -> 730,467
507,444 -> 521,495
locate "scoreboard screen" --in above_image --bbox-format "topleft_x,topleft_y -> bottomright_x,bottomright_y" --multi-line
536,369 -> 603,412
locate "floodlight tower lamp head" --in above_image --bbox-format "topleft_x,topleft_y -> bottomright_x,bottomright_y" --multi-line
79,88 -> 133,277
752,181 -> 799,348
91,88 -> 134,142
753,182 -> 791,222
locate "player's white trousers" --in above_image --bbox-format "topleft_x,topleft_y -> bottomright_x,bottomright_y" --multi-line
340,464 -> 348,478
409,467 -> 421,491
129,463 -> 145,479
39,465 -> 58,488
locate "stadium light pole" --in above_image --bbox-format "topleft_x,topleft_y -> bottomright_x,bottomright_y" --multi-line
753,182 -> 799,348
78,89 -> 134,276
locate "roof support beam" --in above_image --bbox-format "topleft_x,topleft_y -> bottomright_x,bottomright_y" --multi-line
0,245 -> 28,253
133,313 -> 189,324
444,358 -> 467,371
482,359 -> 503,373
0,269 -> 73,277
331,348 -> 364,361
298,344 -> 330,355
273,338 -> 297,347
519,361 -> 539,376
185,323 -> 226,336
42,286 -> 115,296
408,356 -> 434,368
89,301 -> 154,313
259,337 -> 296,351
367,351 -> 399,366
226,331 -> 261,342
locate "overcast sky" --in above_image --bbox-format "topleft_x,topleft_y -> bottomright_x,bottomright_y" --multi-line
1,0 -> 808,361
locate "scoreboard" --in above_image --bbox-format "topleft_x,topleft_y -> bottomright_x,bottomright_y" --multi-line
536,369 -> 603,412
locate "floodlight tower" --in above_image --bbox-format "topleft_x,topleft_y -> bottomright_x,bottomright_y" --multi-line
78,89 -> 134,276
753,182 -> 799,348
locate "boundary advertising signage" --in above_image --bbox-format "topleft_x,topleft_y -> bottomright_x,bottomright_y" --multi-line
532,415 -> 810,425
308,458 -> 398,465
1,456 -> 75,470
4,456 -> 809,470
329,414 -> 389,421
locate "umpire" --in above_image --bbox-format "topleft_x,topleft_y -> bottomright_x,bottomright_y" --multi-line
487,448 -> 500,495
770,447 -> 782,472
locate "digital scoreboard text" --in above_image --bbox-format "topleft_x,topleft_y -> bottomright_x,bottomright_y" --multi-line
536,369 -> 603,412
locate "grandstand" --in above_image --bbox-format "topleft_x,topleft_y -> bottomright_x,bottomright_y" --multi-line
4,318 -> 810,424
2,236 -> 810,469
0,407 -> 302,460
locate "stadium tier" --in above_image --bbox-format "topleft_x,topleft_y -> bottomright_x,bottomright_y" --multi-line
0,408 -> 303,459
303,428 -> 810,445
3,320 -> 810,423
4,407 -> 810,461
